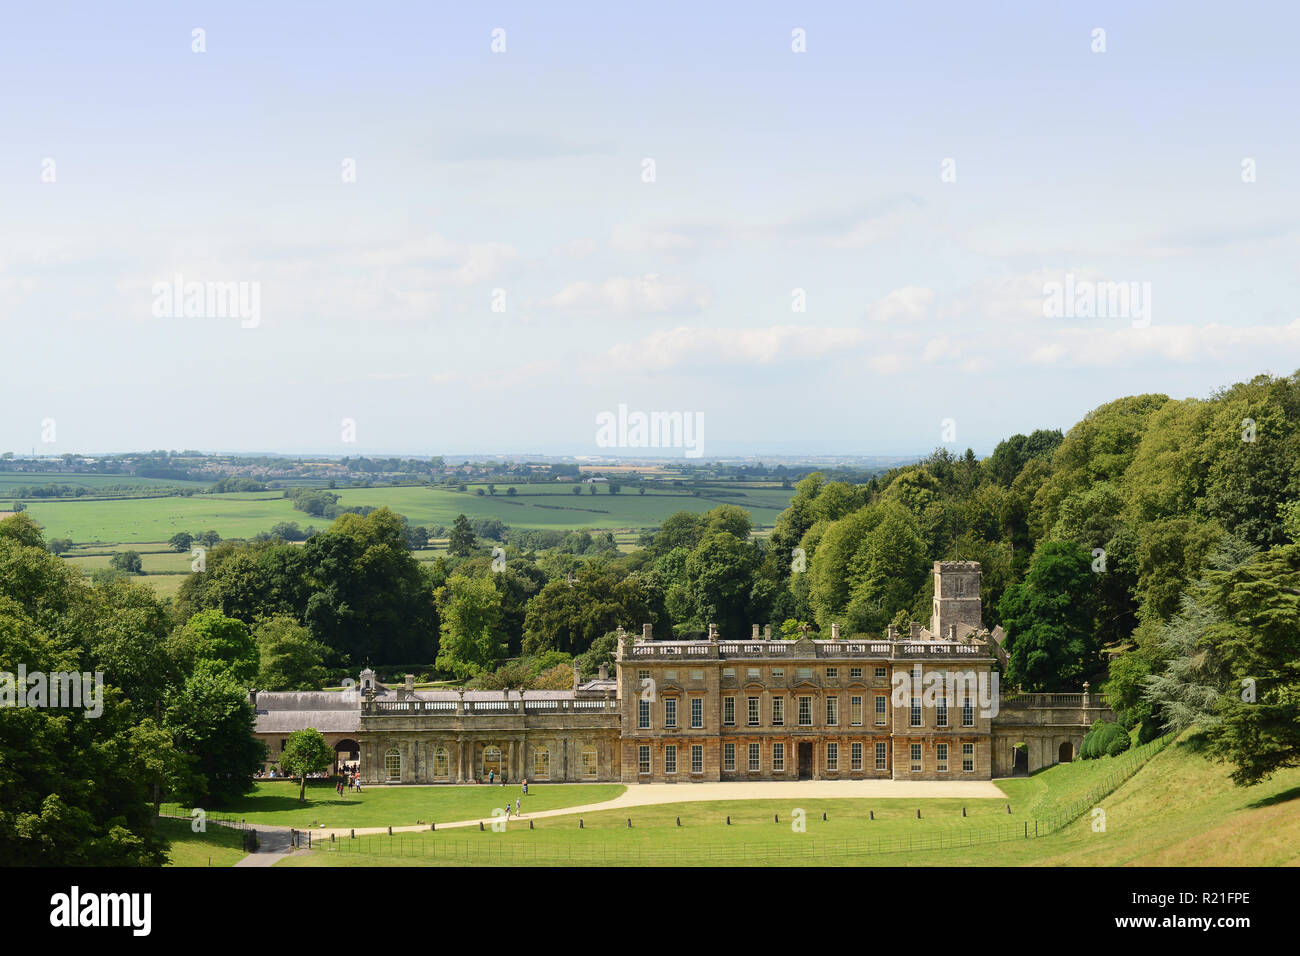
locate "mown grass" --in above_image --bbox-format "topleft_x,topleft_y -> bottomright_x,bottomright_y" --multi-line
159,816 -> 249,867
161,780 -> 626,830
276,735 -> 1300,867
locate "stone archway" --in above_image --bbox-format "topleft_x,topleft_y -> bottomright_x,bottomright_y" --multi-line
334,738 -> 360,775
1013,743 -> 1029,775
1058,741 -> 1074,764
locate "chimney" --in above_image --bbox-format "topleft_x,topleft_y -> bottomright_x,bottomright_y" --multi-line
404,674 -> 415,693
248,689 -> 258,709
598,663 -> 609,680
948,624 -> 957,641
708,623 -> 719,641
572,662 -> 580,691
909,622 -> 921,640
751,624 -> 760,640
831,623 -> 841,640
764,624 -> 772,640
642,623 -> 652,642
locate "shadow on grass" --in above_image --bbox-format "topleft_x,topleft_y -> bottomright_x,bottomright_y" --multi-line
1247,786 -> 1300,809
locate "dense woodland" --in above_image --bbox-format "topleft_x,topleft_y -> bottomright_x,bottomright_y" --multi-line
2,369 -> 1298,864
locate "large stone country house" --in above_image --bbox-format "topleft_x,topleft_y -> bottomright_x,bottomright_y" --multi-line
252,562 -> 1110,784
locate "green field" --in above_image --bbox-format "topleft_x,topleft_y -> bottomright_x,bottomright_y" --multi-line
276,735 -> 1300,867
20,483 -> 793,546
158,816 -> 250,867
161,780 -> 626,829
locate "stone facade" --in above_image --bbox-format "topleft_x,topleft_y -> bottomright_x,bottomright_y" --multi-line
251,563 -> 1104,785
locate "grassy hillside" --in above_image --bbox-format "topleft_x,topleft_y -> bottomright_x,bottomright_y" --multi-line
277,735 -> 1299,867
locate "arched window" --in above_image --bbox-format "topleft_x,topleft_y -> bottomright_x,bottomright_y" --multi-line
433,747 -> 449,779
581,746 -> 598,779
384,748 -> 401,783
534,747 -> 551,779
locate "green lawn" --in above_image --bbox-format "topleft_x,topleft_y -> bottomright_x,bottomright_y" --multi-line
159,816 -> 250,867
275,735 -> 1300,868
162,780 -> 626,829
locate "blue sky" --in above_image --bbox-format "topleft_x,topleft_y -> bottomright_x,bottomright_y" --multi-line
2,1 -> 1298,456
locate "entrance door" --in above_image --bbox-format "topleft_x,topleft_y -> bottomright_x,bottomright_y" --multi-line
797,742 -> 813,779
483,746 -> 502,779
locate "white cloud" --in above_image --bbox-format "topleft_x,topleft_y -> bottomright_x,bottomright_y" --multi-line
867,285 -> 935,324
609,225 -> 694,255
542,274 -> 712,314
604,324 -> 871,370
1029,319 -> 1300,367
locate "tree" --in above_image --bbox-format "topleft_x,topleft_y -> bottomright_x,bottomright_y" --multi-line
997,541 -> 1102,691
1202,542 -> 1300,785
171,609 -> 259,687
110,550 -> 144,574
169,531 -> 195,553
46,538 -> 74,555
506,487 -> 517,496
279,729 -> 335,801
571,486 -> 582,495
448,514 -> 475,557
197,530 -> 222,548
435,573 -> 505,679
163,661 -> 267,806
255,615 -> 328,690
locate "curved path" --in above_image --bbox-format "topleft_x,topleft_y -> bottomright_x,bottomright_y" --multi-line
308,778 -> 1008,840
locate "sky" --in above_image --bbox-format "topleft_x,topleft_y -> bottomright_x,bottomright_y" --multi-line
2,1 -> 1298,458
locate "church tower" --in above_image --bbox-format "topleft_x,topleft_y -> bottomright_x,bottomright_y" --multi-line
931,561 -> 982,639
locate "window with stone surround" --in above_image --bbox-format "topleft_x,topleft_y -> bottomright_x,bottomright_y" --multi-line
638,698 -> 650,729
826,742 -> 838,771
665,745 -> 677,775
851,695 -> 863,726
690,669 -> 704,681
875,667 -> 887,679
748,742 -> 760,772
850,667 -> 863,679
826,696 -> 839,726
691,696 -> 703,728
875,741 -> 887,770
691,744 -> 703,774
747,696 -> 760,726
875,695 -> 887,725
433,747 -> 449,779
851,742 -> 863,771
665,697 -> 677,729
771,668 -> 784,679
910,697 -> 923,727
936,743 -> 948,773
772,695 -> 785,726
385,748 -> 401,782
638,745 -> 650,775
638,669 -> 650,682
534,747 -> 551,778
772,742 -> 785,772
582,746 -> 598,778
937,698 -> 948,727
798,696 -> 812,726
910,743 -> 922,773
723,742 -> 736,772
665,670 -> 677,681
962,699 -> 974,727
723,696 -> 735,725
963,743 -> 974,772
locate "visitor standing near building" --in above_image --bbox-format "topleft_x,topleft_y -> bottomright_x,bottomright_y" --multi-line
522,779 -> 528,797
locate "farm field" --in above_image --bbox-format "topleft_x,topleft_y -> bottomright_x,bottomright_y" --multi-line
274,735 -> 1300,867
20,482 -> 794,545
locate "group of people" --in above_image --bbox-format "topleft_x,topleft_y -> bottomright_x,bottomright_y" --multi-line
501,778 -> 529,820
335,771 -> 361,796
